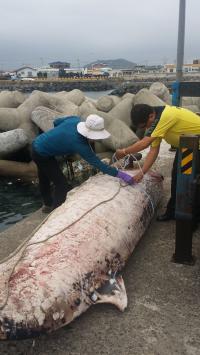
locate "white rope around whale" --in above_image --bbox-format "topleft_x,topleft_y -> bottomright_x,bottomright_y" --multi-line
112,153 -> 155,215
0,179 -> 125,311
0,155 -> 156,311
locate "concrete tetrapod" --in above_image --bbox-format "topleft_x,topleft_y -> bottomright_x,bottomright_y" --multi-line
0,129 -> 29,158
0,91 -> 27,108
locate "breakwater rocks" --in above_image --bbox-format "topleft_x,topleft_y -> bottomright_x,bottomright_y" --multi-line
110,81 -> 167,96
111,77 -> 200,96
0,88 -> 139,181
0,84 -> 200,182
0,79 -> 120,93
0,74 -> 199,94
0,78 -> 172,94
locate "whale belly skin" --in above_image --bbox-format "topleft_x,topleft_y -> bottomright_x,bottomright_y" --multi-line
0,171 -> 162,340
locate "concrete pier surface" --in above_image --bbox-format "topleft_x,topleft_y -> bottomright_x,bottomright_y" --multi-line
0,177 -> 200,355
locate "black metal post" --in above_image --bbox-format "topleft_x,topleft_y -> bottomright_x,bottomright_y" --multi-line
172,135 -> 199,265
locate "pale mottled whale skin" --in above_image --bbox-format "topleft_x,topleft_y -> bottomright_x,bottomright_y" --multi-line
0,171 -> 162,340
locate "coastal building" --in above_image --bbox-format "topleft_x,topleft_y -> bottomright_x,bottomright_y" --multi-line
0,70 -> 11,80
164,60 -> 200,74
37,66 -> 59,78
89,63 -> 107,69
15,66 -> 38,78
193,59 -> 200,64
86,68 -> 112,76
60,67 -> 88,77
110,65 -> 163,78
64,68 -> 85,75
85,63 -> 112,76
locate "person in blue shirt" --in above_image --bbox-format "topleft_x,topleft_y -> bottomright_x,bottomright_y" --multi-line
32,114 -> 134,213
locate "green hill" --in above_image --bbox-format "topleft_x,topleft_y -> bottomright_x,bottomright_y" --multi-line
85,58 -> 137,69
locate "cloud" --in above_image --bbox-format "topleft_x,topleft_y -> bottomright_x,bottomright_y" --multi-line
0,0 -> 200,69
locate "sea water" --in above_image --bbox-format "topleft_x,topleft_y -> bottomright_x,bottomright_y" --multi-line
83,90 -> 112,99
0,179 -> 42,232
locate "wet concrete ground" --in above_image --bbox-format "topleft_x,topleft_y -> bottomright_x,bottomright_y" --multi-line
0,178 -> 200,355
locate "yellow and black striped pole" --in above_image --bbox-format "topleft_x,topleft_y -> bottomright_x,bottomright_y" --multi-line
173,135 -> 199,264
180,147 -> 193,175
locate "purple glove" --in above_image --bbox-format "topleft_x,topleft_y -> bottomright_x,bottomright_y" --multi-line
117,170 -> 134,184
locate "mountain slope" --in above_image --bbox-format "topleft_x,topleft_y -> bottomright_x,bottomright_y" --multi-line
85,58 -> 137,69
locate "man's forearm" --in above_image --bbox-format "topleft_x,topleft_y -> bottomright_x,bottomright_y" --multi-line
125,137 -> 155,155
142,146 -> 160,174
116,136 -> 156,160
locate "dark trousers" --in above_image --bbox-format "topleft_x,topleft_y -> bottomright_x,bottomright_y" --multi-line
32,149 -> 70,209
166,150 -> 178,214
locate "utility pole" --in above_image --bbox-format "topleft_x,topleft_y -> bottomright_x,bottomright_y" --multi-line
172,0 -> 186,106
77,57 -> 80,70
176,0 -> 186,81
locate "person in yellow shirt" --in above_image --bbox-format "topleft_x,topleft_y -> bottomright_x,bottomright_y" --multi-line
116,104 -> 200,221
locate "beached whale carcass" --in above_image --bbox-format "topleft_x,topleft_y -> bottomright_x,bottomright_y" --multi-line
0,170 -> 162,340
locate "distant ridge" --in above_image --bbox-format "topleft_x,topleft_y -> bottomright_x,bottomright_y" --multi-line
85,58 -> 137,69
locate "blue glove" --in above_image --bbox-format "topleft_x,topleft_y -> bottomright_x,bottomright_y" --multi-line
117,170 -> 134,184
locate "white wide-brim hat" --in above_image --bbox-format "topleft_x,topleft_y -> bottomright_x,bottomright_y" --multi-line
77,114 -> 110,140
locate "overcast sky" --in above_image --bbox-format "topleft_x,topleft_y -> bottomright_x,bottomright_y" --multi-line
0,0 -> 199,70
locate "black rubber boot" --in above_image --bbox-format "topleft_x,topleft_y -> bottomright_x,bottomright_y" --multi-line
156,210 -> 175,222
